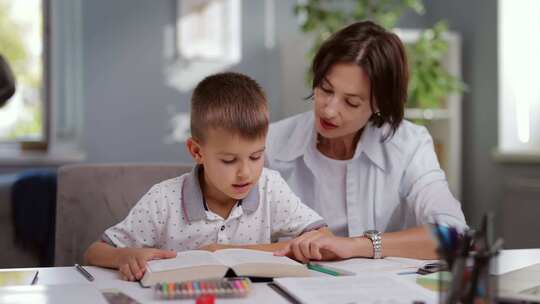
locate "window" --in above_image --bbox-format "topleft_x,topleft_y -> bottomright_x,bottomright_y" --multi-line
166,0 -> 241,92
164,0 -> 242,144
0,0 -> 47,144
498,0 -> 540,153
178,0 -> 240,61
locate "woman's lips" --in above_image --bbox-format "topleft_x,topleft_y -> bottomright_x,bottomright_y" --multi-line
320,118 -> 338,130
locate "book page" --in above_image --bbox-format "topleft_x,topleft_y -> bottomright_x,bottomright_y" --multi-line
147,250 -> 223,272
275,274 -> 437,304
214,248 -> 301,267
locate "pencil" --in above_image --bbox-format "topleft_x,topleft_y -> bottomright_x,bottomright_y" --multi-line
307,263 -> 341,276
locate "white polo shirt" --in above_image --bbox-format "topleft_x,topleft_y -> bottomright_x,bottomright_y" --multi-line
266,111 -> 467,237
102,166 -> 325,251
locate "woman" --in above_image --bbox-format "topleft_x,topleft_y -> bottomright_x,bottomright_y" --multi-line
267,21 -> 466,261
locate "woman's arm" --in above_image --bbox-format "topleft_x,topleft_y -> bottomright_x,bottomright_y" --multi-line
275,226 -> 437,261
351,226 -> 438,259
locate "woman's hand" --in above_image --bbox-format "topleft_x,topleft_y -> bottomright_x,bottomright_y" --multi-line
274,233 -> 365,262
116,248 -> 176,281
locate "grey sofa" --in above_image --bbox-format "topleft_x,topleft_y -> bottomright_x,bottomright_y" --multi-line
55,164 -> 192,266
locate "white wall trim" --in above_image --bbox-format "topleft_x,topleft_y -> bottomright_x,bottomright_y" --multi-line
49,0 -> 84,151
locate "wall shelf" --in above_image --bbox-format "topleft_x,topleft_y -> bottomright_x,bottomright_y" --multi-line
405,108 -> 450,120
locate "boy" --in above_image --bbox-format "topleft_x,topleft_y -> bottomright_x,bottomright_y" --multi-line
84,72 -> 328,281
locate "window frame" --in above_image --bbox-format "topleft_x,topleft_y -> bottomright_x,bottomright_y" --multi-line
0,0 -> 50,150
165,0 -> 242,92
497,0 -> 540,157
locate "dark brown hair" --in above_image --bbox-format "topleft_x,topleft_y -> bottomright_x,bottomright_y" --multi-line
311,20 -> 409,137
190,72 -> 269,143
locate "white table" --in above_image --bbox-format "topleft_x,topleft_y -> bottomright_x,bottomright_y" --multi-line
0,257 -> 434,304
491,248 -> 540,275
2,249 -> 537,304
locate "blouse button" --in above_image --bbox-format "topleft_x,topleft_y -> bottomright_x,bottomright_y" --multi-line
220,225 -> 225,231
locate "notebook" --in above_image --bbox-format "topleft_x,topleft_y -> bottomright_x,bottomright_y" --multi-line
0,270 -> 38,286
140,248 -> 310,287
274,274 -> 437,304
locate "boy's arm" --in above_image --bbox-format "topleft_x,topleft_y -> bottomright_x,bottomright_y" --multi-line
84,241 -> 176,281
199,227 -> 333,253
84,241 -> 124,268
203,242 -> 288,252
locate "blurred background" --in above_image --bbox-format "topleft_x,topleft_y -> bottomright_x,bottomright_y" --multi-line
0,0 -> 539,268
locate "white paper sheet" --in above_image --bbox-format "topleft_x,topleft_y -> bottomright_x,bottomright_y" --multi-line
317,257 -> 432,275
275,274 -> 438,304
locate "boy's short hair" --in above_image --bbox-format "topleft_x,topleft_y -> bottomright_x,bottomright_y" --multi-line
190,72 -> 269,143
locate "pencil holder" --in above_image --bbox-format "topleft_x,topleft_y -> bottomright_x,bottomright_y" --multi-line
432,214 -> 502,304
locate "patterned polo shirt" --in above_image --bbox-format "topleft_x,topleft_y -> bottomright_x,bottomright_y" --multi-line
102,166 -> 325,251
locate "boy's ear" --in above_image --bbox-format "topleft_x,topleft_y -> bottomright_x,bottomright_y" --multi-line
186,137 -> 203,164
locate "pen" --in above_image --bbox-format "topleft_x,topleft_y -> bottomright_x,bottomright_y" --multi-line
75,264 -> 95,281
397,271 -> 418,275
268,282 -> 302,304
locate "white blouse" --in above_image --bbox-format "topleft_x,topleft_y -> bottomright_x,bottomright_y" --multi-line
305,137 -> 349,236
266,111 -> 467,237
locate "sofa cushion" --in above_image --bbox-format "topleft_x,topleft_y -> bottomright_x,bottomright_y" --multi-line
55,164 -> 192,266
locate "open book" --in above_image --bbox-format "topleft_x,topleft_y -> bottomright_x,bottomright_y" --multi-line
140,248 -> 310,287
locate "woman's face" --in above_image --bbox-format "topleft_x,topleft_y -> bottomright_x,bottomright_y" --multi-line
314,62 -> 374,140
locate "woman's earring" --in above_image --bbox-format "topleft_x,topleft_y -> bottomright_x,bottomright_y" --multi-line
372,112 -> 383,125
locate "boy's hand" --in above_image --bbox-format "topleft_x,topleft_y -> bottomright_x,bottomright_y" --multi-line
198,243 -> 226,252
116,248 -> 176,281
274,232 -> 357,262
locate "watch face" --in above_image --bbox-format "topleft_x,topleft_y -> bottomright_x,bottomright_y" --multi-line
364,230 -> 379,236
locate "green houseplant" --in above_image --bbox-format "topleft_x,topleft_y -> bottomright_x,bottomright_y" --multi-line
294,0 -> 465,110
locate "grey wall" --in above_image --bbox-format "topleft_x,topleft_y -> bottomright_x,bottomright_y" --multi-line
81,0 -> 282,163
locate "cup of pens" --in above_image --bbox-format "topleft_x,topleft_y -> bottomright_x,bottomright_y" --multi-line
430,214 -> 502,304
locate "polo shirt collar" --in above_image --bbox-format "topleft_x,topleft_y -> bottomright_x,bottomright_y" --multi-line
181,165 -> 259,223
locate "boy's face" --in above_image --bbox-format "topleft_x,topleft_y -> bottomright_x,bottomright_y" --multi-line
187,128 -> 266,204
